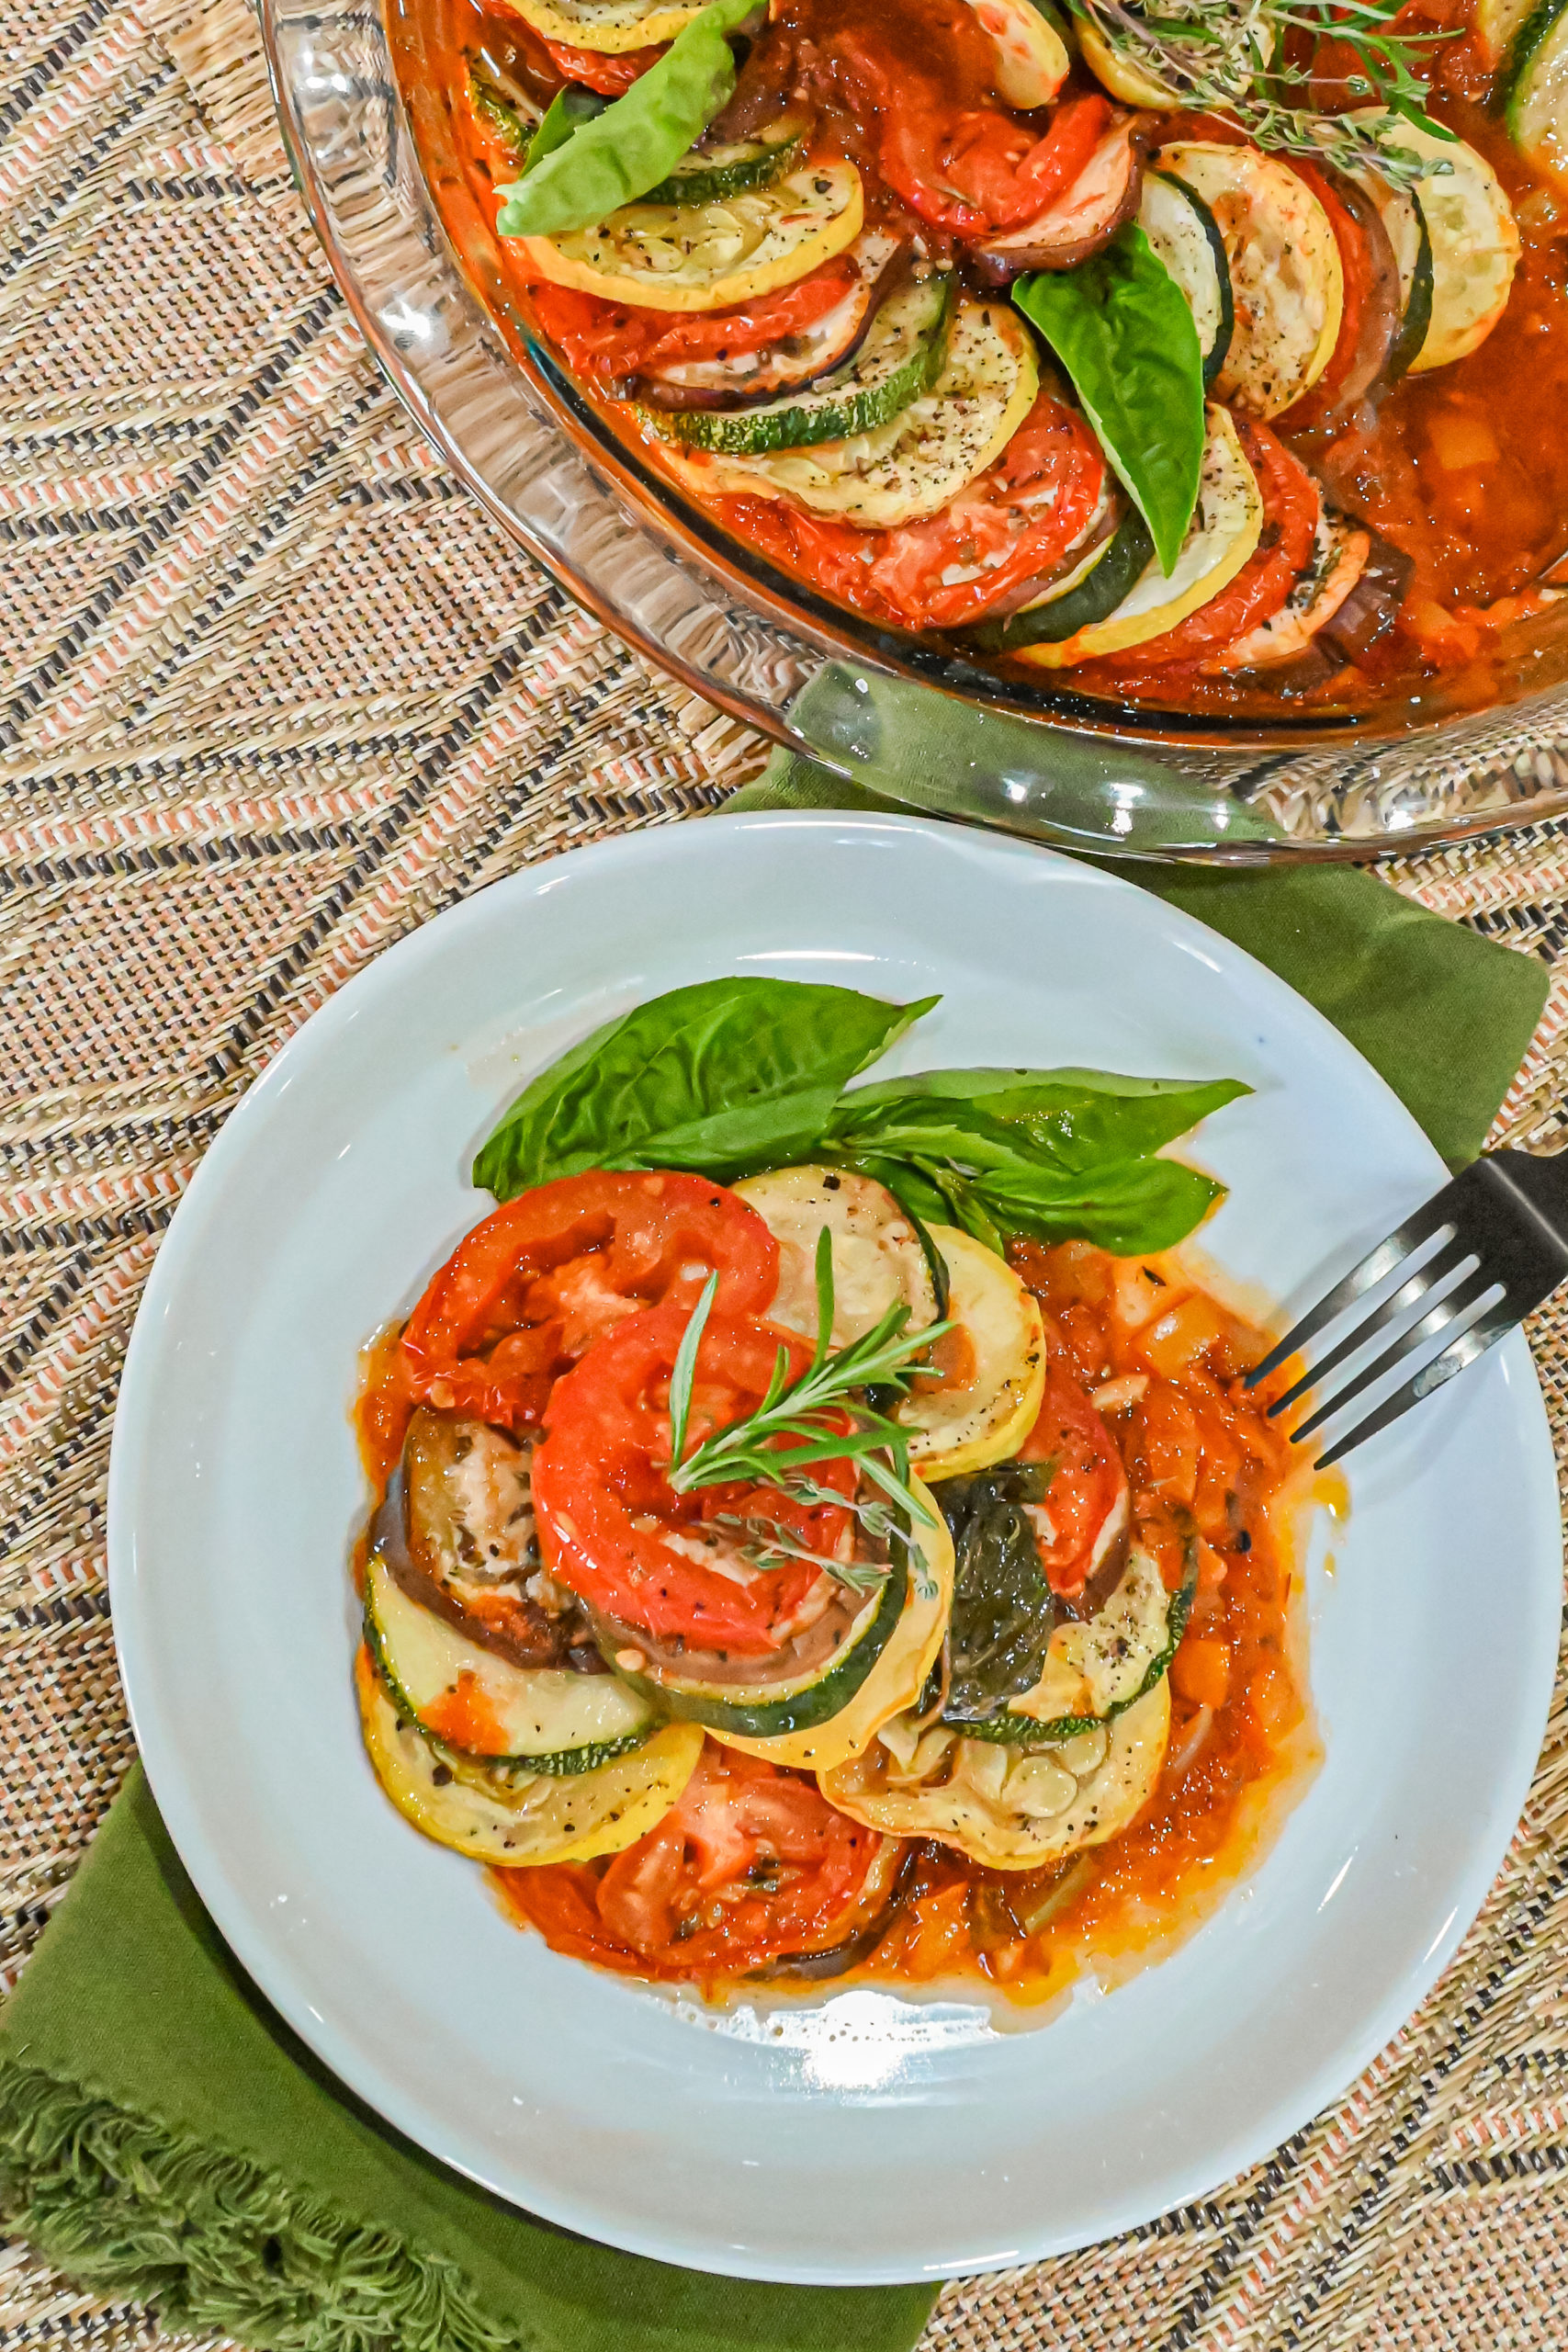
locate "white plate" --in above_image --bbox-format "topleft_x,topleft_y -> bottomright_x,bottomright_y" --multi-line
110,812 -> 1561,2285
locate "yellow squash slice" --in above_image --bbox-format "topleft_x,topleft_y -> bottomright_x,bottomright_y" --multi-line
902,1225 -> 1045,1481
1352,111 -> 1519,371
1077,17 -> 1180,105
502,0 -> 701,51
356,1646 -> 702,1865
820,1680 -> 1171,1870
521,162 -> 863,314
660,299 -> 1038,526
708,1485 -> 955,1774
1156,141 -> 1343,418
1020,403 -> 1262,668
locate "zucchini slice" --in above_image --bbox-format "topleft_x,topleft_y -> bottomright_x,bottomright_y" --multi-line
707,1491 -> 955,1770
1138,167 -> 1234,388
365,1555 -> 658,1774
355,1647 -> 703,1865
606,1532 -> 910,1739
641,270 -> 953,455
1478,0 -> 1540,63
520,161 -> 864,315
469,66 -> 542,159
1018,403 -> 1262,668
1207,507 -> 1371,673
967,495 -> 1149,654
1351,112 -> 1518,371
901,1226 -> 1046,1482
819,1679 -> 1170,1871
1506,0 -> 1568,186
502,0 -> 702,54
968,0 -> 1072,107
639,117 -> 807,209
1156,141 -> 1342,419
637,231 -> 904,408
963,1541 -> 1197,1744
734,1165 -> 940,1345
660,299 -> 1039,525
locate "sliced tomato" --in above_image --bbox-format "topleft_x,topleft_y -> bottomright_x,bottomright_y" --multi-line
718,392 -> 1107,632
498,1745 -> 894,1977
540,39 -> 664,95
525,261 -> 861,383
1017,1369 -> 1130,1600
533,1299 -> 859,1651
1083,421 -> 1320,686
400,1172 -> 777,1433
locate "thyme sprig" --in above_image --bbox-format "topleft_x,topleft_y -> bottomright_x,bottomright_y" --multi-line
664,1231 -> 947,1590
1068,0 -> 1456,185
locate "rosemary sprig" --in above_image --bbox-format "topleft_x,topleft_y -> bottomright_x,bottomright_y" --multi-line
663,1230 -> 948,1592
1068,0 -> 1456,185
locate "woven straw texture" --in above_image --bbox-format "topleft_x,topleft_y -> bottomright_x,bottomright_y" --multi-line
3,2 -> 1568,2343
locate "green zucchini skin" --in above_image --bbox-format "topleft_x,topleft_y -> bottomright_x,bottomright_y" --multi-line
606,1539 -> 911,1737
963,507 -> 1155,655
1146,167 -> 1235,390
469,71 -> 536,159
640,118 -> 807,209
1383,194 -> 1435,384
640,272 -> 954,457
1505,0 -> 1568,159
944,1540 -> 1198,1747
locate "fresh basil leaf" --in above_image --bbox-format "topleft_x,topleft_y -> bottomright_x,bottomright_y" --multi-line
473,978 -> 939,1199
1013,226 -> 1205,577
524,85 -> 604,175
496,0 -> 759,239
975,1154 -> 1226,1257
939,1469 -> 1059,1724
830,1071 -> 1247,1172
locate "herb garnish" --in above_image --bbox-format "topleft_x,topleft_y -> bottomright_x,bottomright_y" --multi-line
664,1231 -> 946,1596
1069,0 -> 1456,185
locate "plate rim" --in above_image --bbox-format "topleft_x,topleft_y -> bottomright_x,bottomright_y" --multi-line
107,809 -> 1562,2283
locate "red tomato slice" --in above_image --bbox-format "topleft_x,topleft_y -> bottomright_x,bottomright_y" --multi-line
1286,159 -> 1371,410
1018,1371 -> 1130,1599
400,1172 -> 777,1433
1080,421 -> 1319,687
717,393 -> 1107,632
540,39 -> 664,94
525,262 -> 860,384
532,1299 -> 858,1652
498,1745 -> 891,1976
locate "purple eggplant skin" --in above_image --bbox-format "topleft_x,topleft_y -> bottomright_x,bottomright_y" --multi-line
750,1844 -> 920,1982
634,244 -> 910,413
1316,523 -> 1415,662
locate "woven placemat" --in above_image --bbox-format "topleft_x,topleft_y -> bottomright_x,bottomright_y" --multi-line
3,4 -> 1568,2343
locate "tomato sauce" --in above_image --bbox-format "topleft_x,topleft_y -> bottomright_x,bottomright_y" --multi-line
483,1240 -> 1322,2008
390,0 -> 1568,729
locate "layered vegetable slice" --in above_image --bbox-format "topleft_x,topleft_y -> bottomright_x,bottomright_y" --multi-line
640,115 -> 807,207
1506,0 -> 1568,184
1203,509 -> 1371,673
504,0 -> 702,52
355,1646 -> 703,1864
1156,142 -> 1342,419
365,1555 -> 659,1773
636,229 -> 904,405
818,1677 -> 1170,1869
899,1227 -> 1046,1480
1350,113 -> 1518,372
965,0 -> 1072,107
520,160 -> 865,311
640,268 -> 954,454
1137,167 -> 1234,389
659,298 -> 1039,524
971,114 -> 1145,276
1017,403 -> 1263,668
734,1165 -> 942,1342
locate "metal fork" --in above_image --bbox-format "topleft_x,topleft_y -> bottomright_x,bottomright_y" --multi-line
1245,1151 -> 1568,1469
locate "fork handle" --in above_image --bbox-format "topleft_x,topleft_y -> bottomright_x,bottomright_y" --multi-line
1485,1149 -> 1568,1252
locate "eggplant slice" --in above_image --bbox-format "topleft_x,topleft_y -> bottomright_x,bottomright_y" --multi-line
636,229 -> 907,411
970,114 -> 1147,281
378,1407 -> 604,1672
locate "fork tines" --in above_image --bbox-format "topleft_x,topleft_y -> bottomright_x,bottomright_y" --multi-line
1244,1154 -> 1568,1471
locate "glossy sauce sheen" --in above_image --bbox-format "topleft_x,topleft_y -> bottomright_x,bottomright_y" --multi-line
396,0 -> 1568,725
488,1242 -> 1321,2005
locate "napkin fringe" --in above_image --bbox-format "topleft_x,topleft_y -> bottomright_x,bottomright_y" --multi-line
0,2060 -> 522,2352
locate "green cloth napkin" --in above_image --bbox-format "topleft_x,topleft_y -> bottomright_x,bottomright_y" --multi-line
0,750 -> 1548,2352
